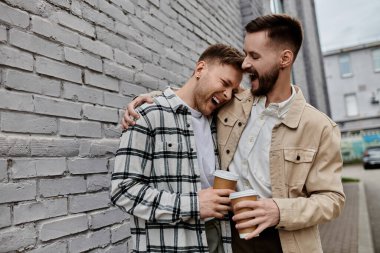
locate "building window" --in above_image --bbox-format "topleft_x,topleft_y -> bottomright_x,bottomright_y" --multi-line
344,93 -> 358,117
270,0 -> 284,13
372,48 -> 380,72
339,54 -> 353,77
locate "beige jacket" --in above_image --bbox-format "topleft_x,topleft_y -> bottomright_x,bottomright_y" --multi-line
216,88 -> 345,253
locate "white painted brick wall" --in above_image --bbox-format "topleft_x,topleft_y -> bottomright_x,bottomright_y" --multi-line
0,136 -> 30,156
0,2 -> 29,28
36,56 -> 82,84
10,158 -> 66,179
40,177 -> 86,197
0,159 -> 7,182
84,70 -> 119,91
4,69 -> 61,97
31,15 -> 79,47
27,241 -> 67,253
82,104 -> 119,123
0,0 -> 246,251
68,158 -> 108,174
59,119 -> 102,138
30,138 -> 80,157
89,207 -> 127,229
39,214 -> 88,241
0,90 -> 34,112
0,25 -> 6,42
0,45 -> 34,71
0,181 -> 36,205
111,223 -> 131,243
53,11 -> 95,37
14,198 -> 68,224
69,191 -> 110,213
64,47 -> 102,72
68,228 -> 110,253
1,112 -> 57,134
10,29 -> 63,60
0,225 -> 36,252
87,173 -> 111,192
0,205 -> 11,228
62,81 -> 104,105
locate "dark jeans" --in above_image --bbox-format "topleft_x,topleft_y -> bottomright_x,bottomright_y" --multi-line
230,218 -> 283,253
205,218 -> 225,253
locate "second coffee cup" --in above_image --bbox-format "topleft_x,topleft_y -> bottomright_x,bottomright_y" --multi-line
230,189 -> 259,239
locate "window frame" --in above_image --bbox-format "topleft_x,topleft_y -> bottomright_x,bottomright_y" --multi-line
344,93 -> 359,117
339,54 -> 353,78
372,48 -> 380,72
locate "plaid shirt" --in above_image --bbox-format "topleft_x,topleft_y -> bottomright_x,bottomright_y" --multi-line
111,88 -> 232,253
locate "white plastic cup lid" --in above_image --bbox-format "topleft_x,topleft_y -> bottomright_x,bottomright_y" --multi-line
229,189 -> 258,199
213,170 -> 239,181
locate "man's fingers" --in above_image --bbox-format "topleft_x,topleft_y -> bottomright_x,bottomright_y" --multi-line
216,196 -> 231,205
233,209 -> 257,222
236,216 -> 265,230
215,204 -> 231,212
243,222 -> 268,240
233,200 -> 260,212
213,188 -> 235,196
126,104 -> 140,119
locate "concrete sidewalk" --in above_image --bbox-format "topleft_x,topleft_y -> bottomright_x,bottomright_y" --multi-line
320,182 -> 374,253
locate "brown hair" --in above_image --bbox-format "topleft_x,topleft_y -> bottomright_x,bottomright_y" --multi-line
197,43 -> 244,71
245,14 -> 303,59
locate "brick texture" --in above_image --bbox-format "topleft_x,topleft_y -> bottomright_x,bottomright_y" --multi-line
0,0 -> 245,251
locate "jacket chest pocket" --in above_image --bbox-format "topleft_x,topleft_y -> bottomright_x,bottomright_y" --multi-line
284,148 -> 316,186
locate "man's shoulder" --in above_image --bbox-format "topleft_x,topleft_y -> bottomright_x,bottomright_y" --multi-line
303,103 -> 337,127
137,95 -> 171,114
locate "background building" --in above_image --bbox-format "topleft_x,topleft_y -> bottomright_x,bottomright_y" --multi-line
323,41 -> 380,161
0,0 -> 326,251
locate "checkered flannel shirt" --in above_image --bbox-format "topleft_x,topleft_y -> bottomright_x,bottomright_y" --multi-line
111,88 -> 232,253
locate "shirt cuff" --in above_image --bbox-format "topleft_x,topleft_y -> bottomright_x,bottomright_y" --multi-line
272,198 -> 292,230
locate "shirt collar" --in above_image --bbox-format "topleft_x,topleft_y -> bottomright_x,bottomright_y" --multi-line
163,88 -> 186,113
163,88 -> 202,117
254,85 -> 296,119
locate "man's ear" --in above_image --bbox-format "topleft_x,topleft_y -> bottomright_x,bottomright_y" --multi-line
280,50 -> 293,68
195,61 -> 207,79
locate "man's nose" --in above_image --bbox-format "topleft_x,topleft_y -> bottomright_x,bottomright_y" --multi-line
242,57 -> 251,70
223,89 -> 232,100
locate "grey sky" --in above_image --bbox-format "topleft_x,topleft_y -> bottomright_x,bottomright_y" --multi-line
314,0 -> 380,52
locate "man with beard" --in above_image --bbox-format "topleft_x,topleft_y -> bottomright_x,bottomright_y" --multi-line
122,14 -> 345,253
111,44 -> 243,253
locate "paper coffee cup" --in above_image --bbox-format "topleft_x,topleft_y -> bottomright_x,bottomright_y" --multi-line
230,189 -> 258,238
213,170 -> 239,190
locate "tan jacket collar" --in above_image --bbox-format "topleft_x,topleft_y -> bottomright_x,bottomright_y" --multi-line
234,89 -> 254,119
280,86 -> 306,129
234,86 -> 306,129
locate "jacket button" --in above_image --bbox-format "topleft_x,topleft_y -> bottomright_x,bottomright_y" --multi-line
168,143 -> 172,147
224,118 -> 228,123
226,149 -> 230,154
190,148 -> 193,152
238,122 -> 242,127
186,124 -> 190,127
296,155 -> 300,161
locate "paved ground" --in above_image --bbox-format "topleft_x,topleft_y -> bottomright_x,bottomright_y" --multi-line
320,183 -> 359,253
342,164 -> 380,253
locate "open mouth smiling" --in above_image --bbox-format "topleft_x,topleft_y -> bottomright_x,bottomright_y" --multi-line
211,96 -> 221,106
249,72 -> 258,82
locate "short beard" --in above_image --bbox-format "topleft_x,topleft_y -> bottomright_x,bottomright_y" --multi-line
250,65 -> 280,97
